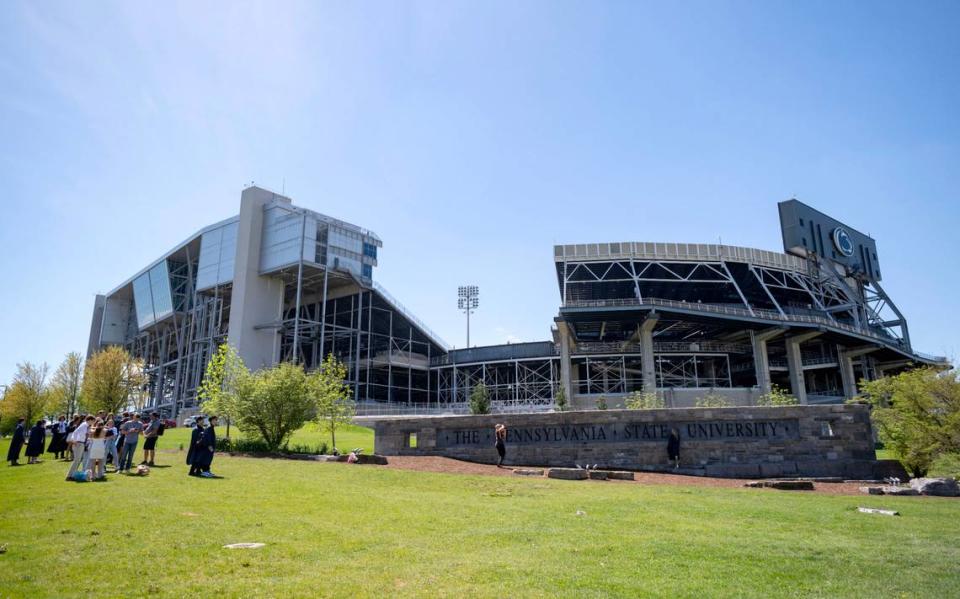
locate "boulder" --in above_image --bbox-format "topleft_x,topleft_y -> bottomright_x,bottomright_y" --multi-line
909,477 -> 960,497
547,468 -> 589,481
882,486 -> 920,496
588,471 -> 609,480
512,468 -> 544,477
607,471 -> 635,481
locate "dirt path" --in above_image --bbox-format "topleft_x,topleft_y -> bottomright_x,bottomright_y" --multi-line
382,456 -> 874,496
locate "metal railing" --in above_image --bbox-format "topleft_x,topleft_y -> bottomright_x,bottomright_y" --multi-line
373,282 -> 451,350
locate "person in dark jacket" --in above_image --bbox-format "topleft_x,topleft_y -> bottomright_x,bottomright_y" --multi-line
494,423 -> 507,467
195,416 -> 218,478
667,428 -> 681,469
48,415 -> 68,459
25,419 -> 46,464
6,418 -> 26,466
186,416 -> 205,476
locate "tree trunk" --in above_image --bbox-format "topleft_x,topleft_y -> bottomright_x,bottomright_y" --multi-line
331,425 -> 336,453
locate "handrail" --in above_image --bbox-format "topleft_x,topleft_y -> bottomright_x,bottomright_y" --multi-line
372,282 -> 450,350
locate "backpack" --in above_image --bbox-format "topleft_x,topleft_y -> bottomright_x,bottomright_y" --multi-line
158,422 -> 166,436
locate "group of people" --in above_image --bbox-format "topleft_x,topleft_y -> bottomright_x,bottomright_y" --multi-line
5,411 -> 166,479
185,414 -> 218,477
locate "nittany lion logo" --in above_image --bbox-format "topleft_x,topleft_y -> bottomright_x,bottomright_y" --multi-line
832,227 -> 855,257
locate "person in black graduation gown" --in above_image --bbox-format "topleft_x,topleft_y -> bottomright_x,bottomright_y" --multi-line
6,418 -> 26,466
25,420 -> 46,464
196,416 -> 218,478
48,415 -> 68,459
667,428 -> 681,469
186,416 -> 205,476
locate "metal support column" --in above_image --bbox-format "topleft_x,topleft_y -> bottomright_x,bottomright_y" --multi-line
785,331 -> 822,404
640,313 -> 659,395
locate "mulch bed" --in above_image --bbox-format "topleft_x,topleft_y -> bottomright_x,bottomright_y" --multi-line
380,456 -> 874,496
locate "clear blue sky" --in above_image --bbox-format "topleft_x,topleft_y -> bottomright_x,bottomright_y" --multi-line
1,1 -> 958,385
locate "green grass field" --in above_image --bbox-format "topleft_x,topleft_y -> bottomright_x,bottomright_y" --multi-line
159,422 -> 375,454
1,436 -> 959,597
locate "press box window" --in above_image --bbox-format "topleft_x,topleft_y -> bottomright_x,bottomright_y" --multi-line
363,242 -> 378,259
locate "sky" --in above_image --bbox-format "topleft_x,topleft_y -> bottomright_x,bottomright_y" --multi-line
1,1 -> 958,385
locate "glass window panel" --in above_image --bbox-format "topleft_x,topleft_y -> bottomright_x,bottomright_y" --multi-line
132,273 -> 155,329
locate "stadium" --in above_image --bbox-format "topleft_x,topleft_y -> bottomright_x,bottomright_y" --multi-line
87,186 -> 947,420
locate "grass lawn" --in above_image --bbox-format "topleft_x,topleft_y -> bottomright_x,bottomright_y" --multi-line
1,438 -> 959,597
160,422 -> 375,454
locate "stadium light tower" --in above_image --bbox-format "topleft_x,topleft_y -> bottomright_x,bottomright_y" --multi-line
457,285 -> 479,348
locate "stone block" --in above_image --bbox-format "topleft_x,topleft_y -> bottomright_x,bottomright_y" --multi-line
547,468 -> 589,480
860,486 -> 884,495
606,471 -> 635,480
513,468 -> 544,476
882,486 -> 920,496
588,471 -> 608,480
765,480 -> 814,490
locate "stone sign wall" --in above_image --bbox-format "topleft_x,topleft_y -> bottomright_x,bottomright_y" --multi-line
372,405 -> 878,478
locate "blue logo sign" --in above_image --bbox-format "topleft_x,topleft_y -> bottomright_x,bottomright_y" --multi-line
832,227 -> 855,257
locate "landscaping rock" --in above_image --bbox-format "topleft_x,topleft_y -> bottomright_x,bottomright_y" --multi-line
606,471 -> 635,481
745,480 -> 814,490
909,478 -> 960,497
859,486 -> 884,495
882,486 -> 920,496
588,471 -> 609,480
223,543 -> 265,549
858,507 -> 899,516
547,468 -> 588,480
512,468 -> 544,476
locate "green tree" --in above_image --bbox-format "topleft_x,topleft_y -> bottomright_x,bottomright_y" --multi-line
49,352 -> 83,417
197,344 -> 249,439
554,385 -> 569,412
625,390 -> 665,410
0,362 -> 51,433
756,384 -> 798,407
82,346 -> 146,414
469,383 -> 490,415
595,395 -> 608,410
310,354 -> 354,453
857,367 -> 960,477
236,362 -> 314,452
696,392 -> 731,408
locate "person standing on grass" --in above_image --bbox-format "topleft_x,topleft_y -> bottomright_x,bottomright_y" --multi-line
667,428 -> 681,469
140,412 -> 161,467
66,415 -> 94,480
25,419 -> 46,464
65,415 -> 81,461
104,414 -> 119,471
48,415 -> 68,459
186,416 -> 205,476
196,416 -> 218,478
87,420 -> 107,480
7,418 -> 26,466
494,423 -> 507,467
118,413 -> 143,473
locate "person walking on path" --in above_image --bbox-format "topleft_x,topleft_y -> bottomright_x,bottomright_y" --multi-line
186,416 -> 205,476
66,415 -> 94,480
494,423 -> 507,467
196,416 -> 218,478
87,420 -> 108,480
48,415 -> 68,459
6,418 -> 26,466
140,412 -> 161,467
118,414 -> 144,473
667,428 -> 681,469
25,419 -> 46,464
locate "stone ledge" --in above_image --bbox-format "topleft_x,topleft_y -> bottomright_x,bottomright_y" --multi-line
548,468 -> 589,480
513,468 -> 544,476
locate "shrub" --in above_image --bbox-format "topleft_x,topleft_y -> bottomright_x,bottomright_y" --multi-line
595,396 -> 608,410
624,391 -> 664,410
756,384 -> 798,406
469,383 -> 490,415
695,393 -> 730,408
554,385 -> 568,412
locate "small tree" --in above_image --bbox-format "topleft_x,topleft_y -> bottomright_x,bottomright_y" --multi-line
82,346 -> 146,414
696,392 -> 731,408
756,384 -> 798,407
554,385 -> 569,412
236,362 -> 314,452
49,352 -> 84,417
625,390 -> 664,410
198,344 -> 248,439
595,395 -> 608,410
1,363 -> 51,433
310,354 -> 354,453
469,383 -> 490,415
857,367 -> 960,478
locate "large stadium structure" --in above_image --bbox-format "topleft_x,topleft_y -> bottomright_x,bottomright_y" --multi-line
88,186 -> 947,419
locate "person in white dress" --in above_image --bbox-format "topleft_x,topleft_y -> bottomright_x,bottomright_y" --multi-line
87,420 -> 108,480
